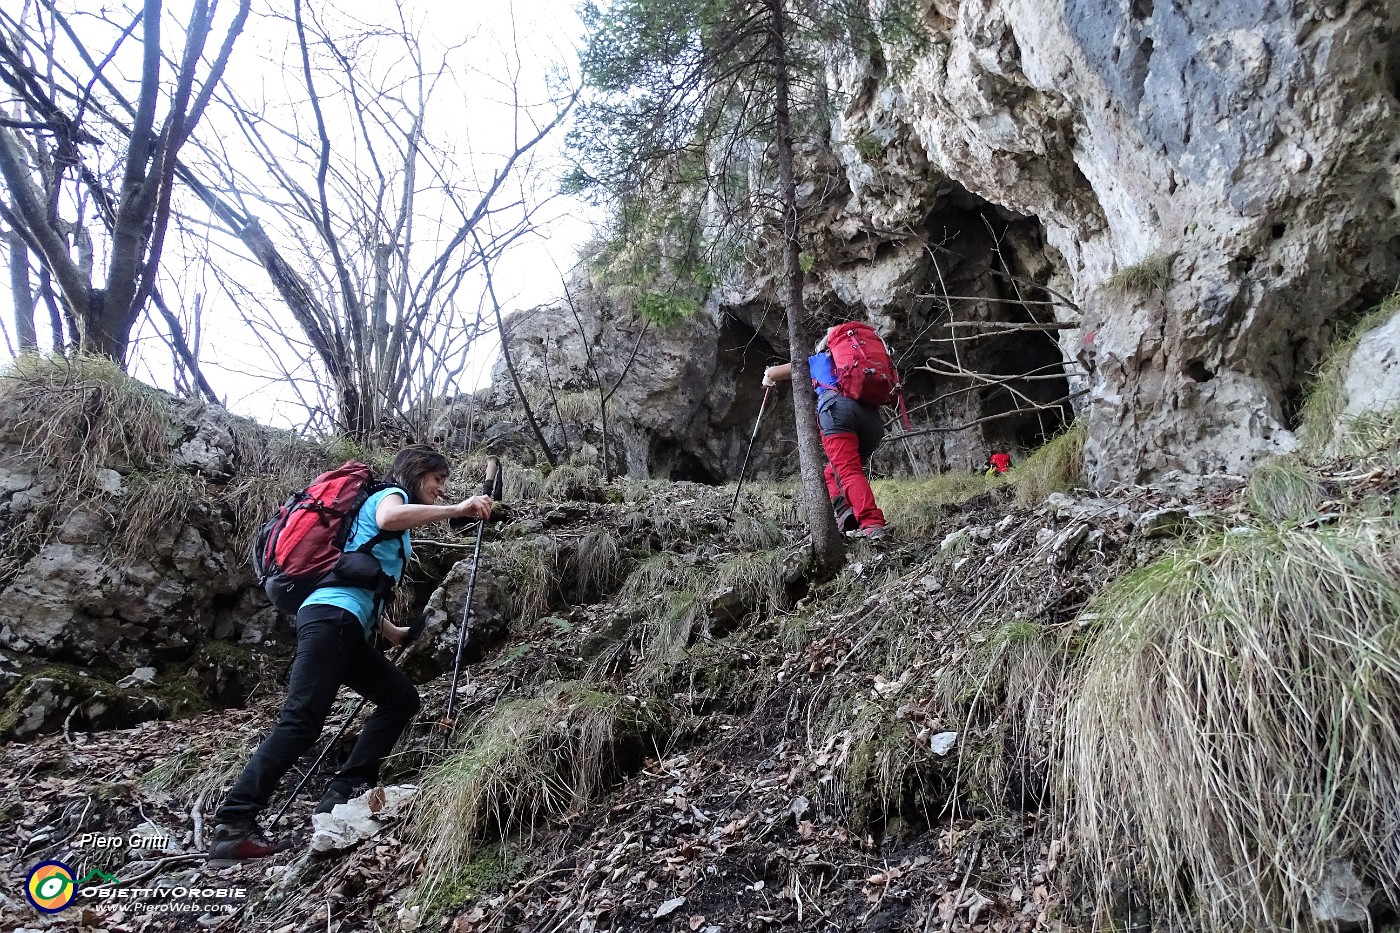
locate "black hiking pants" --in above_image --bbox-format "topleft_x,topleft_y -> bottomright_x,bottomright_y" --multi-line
215,605 -> 420,826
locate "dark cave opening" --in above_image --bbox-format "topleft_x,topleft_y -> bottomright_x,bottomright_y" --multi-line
649,438 -> 723,484
904,185 -> 1074,468
715,311 -> 781,433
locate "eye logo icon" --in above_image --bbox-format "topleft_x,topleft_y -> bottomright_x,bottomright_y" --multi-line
26,861 -> 76,913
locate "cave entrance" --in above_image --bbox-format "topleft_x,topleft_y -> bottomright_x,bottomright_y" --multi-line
894,184 -> 1076,471
648,438 -> 723,484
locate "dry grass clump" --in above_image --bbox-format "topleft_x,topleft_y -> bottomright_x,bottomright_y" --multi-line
714,547 -> 790,617
1012,418 -> 1086,506
728,480 -> 802,526
1244,456 -> 1322,522
226,416 -> 327,479
551,391 -> 601,423
1105,252 -> 1175,294
0,353 -> 173,485
543,464 -> 606,502
727,513 -> 785,551
641,591 -> 707,675
112,468 -> 207,562
871,472 -> 1000,537
1300,294 -> 1400,456
505,466 -> 545,501
939,619 -> 1065,810
1063,520 -> 1400,932
487,537 -> 553,623
562,527 -> 624,598
140,738 -> 247,806
411,683 -> 656,900
323,434 -> 398,476
619,552 -> 696,606
617,554 -> 708,679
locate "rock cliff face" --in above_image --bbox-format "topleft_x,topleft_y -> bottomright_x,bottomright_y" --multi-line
469,294 -> 786,482
486,0 -> 1400,487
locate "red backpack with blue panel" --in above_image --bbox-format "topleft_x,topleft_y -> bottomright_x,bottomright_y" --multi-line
821,321 -> 912,426
825,322 -> 898,405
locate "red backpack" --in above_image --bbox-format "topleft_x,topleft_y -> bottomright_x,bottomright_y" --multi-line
825,322 -> 899,404
253,461 -> 403,615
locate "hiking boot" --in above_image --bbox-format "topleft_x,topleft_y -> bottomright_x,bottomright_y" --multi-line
831,496 -> 858,533
847,524 -> 890,541
315,779 -> 363,815
207,822 -> 292,867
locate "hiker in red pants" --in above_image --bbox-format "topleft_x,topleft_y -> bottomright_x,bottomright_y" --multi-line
763,331 -> 890,540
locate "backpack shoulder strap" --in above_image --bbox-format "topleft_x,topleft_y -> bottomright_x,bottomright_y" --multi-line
353,485 -> 409,554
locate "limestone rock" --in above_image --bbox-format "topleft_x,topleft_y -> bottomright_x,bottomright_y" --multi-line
1342,309 -> 1400,419
309,785 -> 417,853
0,390 -> 304,736
466,1 -> 1400,490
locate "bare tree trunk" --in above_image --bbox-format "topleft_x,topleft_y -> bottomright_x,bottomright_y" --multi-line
561,280 -> 611,479
6,227 -> 36,350
767,0 -> 842,573
480,248 -> 556,467
36,269 -> 66,352
150,288 -> 219,404
0,0 -> 249,365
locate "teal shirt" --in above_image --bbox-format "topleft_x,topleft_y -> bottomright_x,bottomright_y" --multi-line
302,486 -> 412,637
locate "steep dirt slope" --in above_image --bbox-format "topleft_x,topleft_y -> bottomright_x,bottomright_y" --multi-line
4,452 -> 1399,933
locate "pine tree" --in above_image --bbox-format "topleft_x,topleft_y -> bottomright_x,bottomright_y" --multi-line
573,0 -> 917,571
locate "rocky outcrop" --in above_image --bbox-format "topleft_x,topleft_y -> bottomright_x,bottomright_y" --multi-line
479,0 -> 1400,489
437,290 -> 787,482
1342,306 -> 1400,419
0,372 -> 316,737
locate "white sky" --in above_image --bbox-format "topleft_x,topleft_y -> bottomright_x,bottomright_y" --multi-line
0,0 -> 596,430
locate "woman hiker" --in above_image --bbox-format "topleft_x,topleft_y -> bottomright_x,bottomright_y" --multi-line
209,445 -> 493,863
763,334 -> 890,540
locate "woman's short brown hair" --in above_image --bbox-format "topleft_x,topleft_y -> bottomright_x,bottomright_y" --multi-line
386,444 -> 451,504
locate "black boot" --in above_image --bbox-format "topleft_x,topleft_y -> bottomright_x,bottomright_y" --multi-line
207,822 -> 293,867
315,779 -> 362,815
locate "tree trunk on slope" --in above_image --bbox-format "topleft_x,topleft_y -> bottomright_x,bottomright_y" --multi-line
768,0 -> 842,573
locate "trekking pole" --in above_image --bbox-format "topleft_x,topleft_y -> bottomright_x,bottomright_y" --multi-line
730,385 -> 772,512
441,456 -> 503,732
268,644 -> 404,832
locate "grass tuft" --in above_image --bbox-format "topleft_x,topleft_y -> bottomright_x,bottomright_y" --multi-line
619,552 -> 695,607
410,683 -> 656,901
505,466 -> 545,501
1300,294 -> 1400,455
1063,520 -> 1400,931
1012,419 -> 1087,506
714,547 -> 789,618
1105,252 -> 1175,294
1244,456 -> 1322,522
543,464 -> 606,502
140,739 -> 247,804
567,527 -> 624,598
0,353 -> 173,487
112,468 -> 207,562
551,391 -> 601,423
642,590 -> 706,674
488,538 -> 553,623
871,472 -> 1001,537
